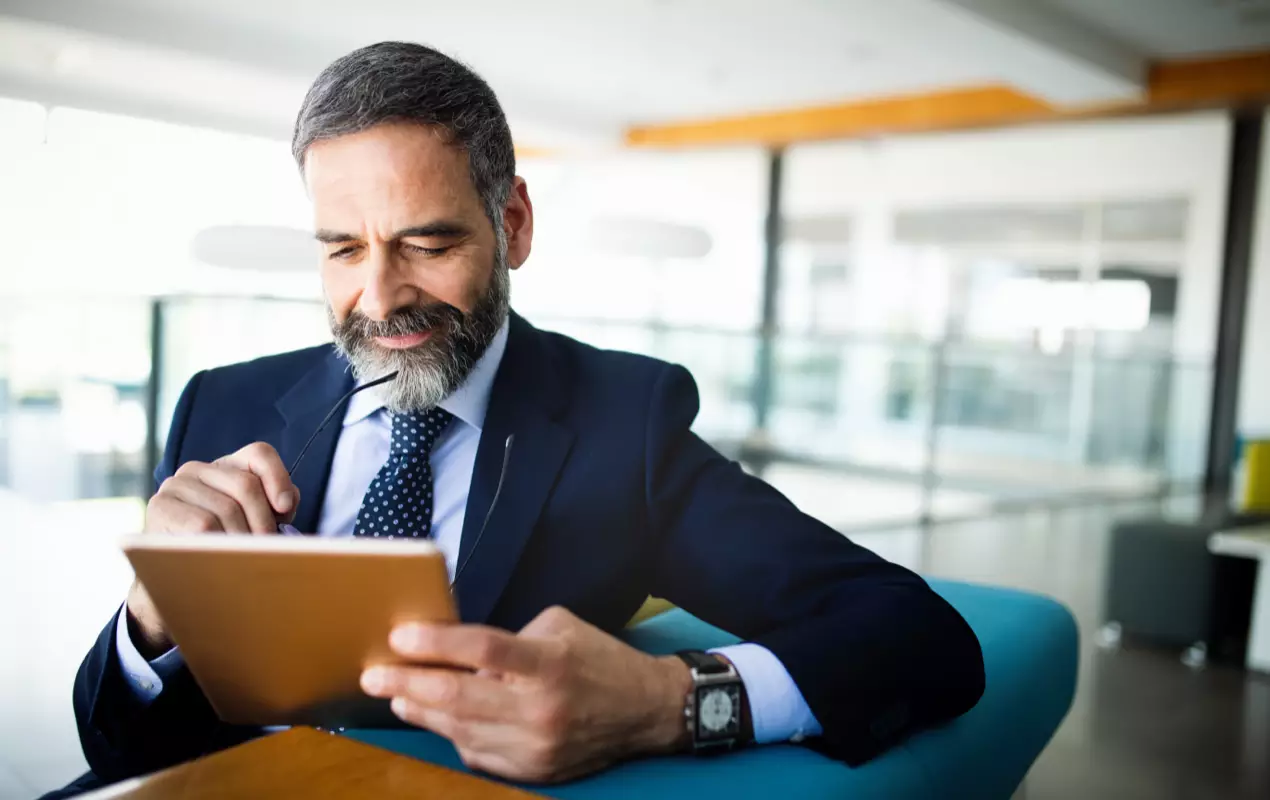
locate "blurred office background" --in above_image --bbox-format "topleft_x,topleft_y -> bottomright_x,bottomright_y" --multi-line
2,1 -> 1270,797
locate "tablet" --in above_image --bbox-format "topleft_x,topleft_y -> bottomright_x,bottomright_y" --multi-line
120,533 -> 457,728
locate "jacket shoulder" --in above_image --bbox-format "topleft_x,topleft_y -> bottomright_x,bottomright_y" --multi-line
194,343 -> 341,397
535,327 -> 677,391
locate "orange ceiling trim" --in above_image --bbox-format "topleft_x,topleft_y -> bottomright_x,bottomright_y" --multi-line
624,50 -> 1270,148
514,145 -> 556,159
1147,50 -> 1270,107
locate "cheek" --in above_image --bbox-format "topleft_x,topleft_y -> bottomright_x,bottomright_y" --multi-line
426,271 -> 482,313
321,263 -> 360,320
411,257 -> 487,313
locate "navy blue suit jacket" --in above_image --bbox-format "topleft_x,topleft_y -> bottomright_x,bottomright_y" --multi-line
72,313 -> 983,781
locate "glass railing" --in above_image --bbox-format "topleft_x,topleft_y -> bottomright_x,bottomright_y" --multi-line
929,350 -> 1211,506
760,332 -> 1212,528
542,318 -> 757,444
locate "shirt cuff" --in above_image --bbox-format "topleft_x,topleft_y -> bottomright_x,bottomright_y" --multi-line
711,643 -> 823,745
113,602 -> 184,704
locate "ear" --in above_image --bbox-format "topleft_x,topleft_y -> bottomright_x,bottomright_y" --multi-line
503,177 -> 534,270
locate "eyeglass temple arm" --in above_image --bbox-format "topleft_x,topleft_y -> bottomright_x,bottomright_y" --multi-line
286,371 -> 399,477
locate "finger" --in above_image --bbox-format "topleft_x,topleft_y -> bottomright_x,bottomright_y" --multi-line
216,442 -> 298,520
392,700 -> 584,784
147,490 -> 226,533
361,666 -> 521,721
388,623 -> 551,676
389,699 -> 479,745
161,475 -> 251,532
455,747 -> 549,783
388,701 -> 527,777
195,464 -> 277,534
455,746 -> 517,779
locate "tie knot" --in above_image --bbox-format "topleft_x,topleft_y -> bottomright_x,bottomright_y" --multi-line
389,407 -> 454,457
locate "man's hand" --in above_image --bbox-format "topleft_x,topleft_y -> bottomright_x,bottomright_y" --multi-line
361,606 -> 693,783
127,442 -> 299,657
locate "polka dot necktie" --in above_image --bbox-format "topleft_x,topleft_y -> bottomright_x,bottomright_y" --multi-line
354,408 -> 454,538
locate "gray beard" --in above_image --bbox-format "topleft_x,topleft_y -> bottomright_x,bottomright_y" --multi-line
328,261 -> 510,414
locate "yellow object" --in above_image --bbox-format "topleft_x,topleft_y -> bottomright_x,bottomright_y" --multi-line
1245,440 -> 1270,512
626,597 -> 675,627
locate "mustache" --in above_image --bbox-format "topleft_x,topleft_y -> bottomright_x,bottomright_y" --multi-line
337,304 -> 463,340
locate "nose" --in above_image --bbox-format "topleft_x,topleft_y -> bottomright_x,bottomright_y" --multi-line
358,245 -> 415,321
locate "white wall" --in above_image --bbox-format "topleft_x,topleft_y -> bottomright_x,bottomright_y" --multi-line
1237,110 -> 1270,438
514,147 -> 768,331
0,101 -> 318,301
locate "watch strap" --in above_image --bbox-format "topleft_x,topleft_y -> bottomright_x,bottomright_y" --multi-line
675,649 -> 730,675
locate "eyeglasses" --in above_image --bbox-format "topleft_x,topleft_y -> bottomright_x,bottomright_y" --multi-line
275,370 -> 397,535
287,371 -> 399,477
278,368 -> 513,584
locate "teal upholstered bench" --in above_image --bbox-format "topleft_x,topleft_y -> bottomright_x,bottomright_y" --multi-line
347,580 -> 1078,799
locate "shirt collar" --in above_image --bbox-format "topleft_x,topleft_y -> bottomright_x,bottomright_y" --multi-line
342,317 -> 510,432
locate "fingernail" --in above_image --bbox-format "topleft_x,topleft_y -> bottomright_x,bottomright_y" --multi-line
391,697 -> 410,717
390,624 -> 427,653
277,490 -> 296,513
361,667 -> 386,693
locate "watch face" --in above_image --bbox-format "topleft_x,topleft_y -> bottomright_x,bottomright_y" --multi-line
696,685 -> 740,738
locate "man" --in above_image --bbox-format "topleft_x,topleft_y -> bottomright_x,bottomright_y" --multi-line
61,41 -> 983,794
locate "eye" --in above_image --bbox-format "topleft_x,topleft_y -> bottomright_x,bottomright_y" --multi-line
405,243 -> 451,257
327,245 -> 360,261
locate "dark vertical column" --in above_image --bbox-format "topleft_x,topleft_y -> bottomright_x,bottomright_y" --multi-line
753,148 -> 784,437
1205,110 -> 1264,501
143,298 -> 164,499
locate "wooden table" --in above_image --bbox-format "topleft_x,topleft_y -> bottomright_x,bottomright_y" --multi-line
80,727 -> 541,799
1209,525 -> 1270,673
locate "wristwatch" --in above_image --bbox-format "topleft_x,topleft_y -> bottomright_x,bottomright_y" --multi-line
675,650 -> 750,752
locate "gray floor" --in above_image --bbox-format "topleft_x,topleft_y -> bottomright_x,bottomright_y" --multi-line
2,492 -> 1268,799
915,500 -> 1270,800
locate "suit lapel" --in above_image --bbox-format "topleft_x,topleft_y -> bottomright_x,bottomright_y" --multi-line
454,314 -> 574,624
273,348 -> 355,534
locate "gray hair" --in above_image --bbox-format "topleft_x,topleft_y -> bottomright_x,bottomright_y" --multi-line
292,41 -> 516,228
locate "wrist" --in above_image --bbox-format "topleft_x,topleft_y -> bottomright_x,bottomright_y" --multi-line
634,655 -> 694,755
125,582 -> 173,659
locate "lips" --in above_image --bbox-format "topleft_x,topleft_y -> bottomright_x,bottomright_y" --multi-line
373,330 -> 432,350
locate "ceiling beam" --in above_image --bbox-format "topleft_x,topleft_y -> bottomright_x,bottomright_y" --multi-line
627,86 -> 1053,149
0,73 -> 294,141
933,0 -> 1147,104
1148,50 -> 1270,109
625,51 -> 1270,149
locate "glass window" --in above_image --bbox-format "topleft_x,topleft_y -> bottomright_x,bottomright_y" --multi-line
515,149 -> 766,331
515,149 -> 767,440
0,102 -> 318,507
0,298 -> 151,501
777,113 -> 1228,524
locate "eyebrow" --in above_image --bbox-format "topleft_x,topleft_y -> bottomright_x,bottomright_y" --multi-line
314,221 -> 473,244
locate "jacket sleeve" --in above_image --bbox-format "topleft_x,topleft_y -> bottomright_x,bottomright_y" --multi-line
644,364 -> 985,765
72,371 -> 257,781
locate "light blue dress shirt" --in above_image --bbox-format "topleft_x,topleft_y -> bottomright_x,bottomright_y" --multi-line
116,320 -> 822,744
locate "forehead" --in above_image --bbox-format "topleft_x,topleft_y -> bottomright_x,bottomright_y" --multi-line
302,122 -> 480,221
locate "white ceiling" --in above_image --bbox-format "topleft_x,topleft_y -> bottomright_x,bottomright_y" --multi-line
1053,0 -> 1270,56
0,0 -> 1266,148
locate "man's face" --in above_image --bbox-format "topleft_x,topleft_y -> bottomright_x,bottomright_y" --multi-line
304,122 -> 532,411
